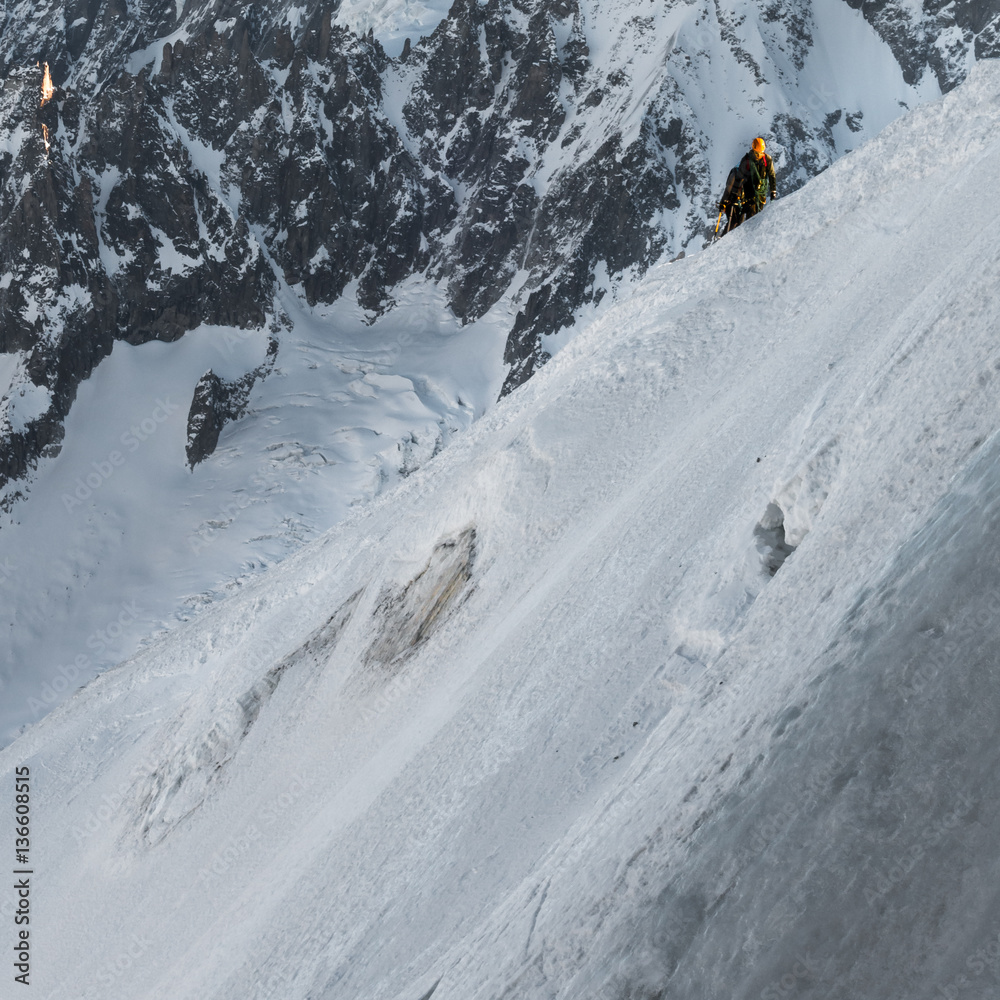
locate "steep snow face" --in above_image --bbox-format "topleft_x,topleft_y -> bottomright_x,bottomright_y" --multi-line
0,0 -> 951,743
4,62 -> 1000,1000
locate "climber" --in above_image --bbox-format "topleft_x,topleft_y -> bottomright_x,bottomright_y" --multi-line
737,137 -> 777,220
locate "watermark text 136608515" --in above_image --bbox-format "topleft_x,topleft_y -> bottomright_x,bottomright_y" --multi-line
13,765 -> 32,986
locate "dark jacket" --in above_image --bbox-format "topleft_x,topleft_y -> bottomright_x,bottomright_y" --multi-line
738,151 -> 776,209
719,167 -> 744,211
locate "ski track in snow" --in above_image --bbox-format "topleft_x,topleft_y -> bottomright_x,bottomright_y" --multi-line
2,62 -> 1000,1000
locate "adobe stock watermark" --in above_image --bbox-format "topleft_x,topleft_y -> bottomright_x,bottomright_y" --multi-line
356,623 -> 465,728
190,493 -> 256,556
70,739 -> 185,845
189,463 -> 282,556
759,952 -> 822,1000
57,934 -> 154,1000
771,80 -> 836,119
902,590 -> 1000,701
936,925 -> 1000,998
357,664 -> 422,726
26,601 -> 144,718
213,327 -> 260,359
741,752 -> 848,861
61,398 -> 181,512
213,314 -> 417,368
247,964 -> 301,1000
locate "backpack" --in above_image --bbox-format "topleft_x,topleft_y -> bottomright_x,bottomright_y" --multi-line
740,152 -> 772,199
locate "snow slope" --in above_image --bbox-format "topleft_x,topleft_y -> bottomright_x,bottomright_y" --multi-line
0,0 -> 944,747
5,59 -> 1000,1000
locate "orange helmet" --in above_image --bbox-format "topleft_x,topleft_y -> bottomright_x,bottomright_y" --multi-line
752,137 -> 765,156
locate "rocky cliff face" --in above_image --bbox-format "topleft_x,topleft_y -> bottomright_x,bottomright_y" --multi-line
847,0 -> 1000,91
0,0 -> 997,497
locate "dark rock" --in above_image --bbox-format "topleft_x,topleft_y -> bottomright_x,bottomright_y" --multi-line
185,338 -> 278,468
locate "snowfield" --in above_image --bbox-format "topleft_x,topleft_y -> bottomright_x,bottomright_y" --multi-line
4,59 -> 1000,1000
334,0 -> 455,56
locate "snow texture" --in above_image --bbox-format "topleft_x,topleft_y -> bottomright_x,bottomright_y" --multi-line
3,59 -> 1000,1000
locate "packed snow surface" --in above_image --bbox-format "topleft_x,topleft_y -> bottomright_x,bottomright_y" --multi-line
5,59 -> 1000,1000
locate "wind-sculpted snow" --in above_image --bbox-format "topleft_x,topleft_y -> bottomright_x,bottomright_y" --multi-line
0,0 -> 951,742
4,61 -> 1000,999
